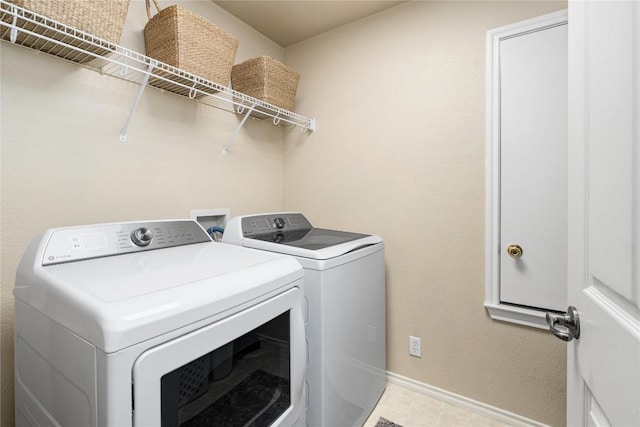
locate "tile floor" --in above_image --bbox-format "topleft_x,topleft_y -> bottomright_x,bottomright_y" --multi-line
363,383 -> 515,427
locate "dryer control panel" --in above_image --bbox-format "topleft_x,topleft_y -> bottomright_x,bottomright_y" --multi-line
42,220 -> 211,265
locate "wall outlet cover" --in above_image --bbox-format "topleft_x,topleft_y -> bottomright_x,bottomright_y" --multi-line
409,335 -> 422,357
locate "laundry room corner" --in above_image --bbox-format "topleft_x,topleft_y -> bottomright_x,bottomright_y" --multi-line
282,1 -> 567,426
0,1 -> 297,424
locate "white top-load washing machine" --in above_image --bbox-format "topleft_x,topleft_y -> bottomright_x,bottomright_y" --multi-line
14,219 -> 306,427
223,213 -> 386,427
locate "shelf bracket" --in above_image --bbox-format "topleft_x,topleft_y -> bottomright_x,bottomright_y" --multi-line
119,60 -> 156,142
9,5 -> 18,43
222,101 -> 257,155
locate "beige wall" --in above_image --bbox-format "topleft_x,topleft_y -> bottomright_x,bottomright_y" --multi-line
0,1 -> 286,425
283,1 -> 567,426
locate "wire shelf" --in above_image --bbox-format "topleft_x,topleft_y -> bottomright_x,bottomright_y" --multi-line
0,0 -> 316,143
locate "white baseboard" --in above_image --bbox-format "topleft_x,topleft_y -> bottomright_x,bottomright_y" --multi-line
386,371 -> 549,427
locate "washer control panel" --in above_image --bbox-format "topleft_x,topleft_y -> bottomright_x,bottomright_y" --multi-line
42,220 -> 211,265
241,213 -> 312,237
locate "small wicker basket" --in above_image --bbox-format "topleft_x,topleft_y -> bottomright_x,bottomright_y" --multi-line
231,56 -> 300,111
2,0 -> 130,62
144,0 -> 238,87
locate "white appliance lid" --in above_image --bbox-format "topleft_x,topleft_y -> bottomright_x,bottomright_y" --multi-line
242,235 -> 382,260
226,213 -> 383,260
14,220 -> 303,353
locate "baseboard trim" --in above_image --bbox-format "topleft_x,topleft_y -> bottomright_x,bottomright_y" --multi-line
386,371 -> 549,427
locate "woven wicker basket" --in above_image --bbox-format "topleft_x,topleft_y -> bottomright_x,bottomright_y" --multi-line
2,0 -> 130,62
231,56 -> 300,111
144,0 -> 238,87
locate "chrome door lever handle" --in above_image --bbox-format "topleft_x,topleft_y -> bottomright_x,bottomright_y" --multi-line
545,306 -> 580,342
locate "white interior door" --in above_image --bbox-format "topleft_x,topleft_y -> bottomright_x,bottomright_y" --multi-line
565,0 -> 640,425
500,21 -> 568,312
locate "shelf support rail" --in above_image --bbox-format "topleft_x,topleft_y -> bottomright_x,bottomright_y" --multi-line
119,60 -> 157,142
222,101 -> 258,155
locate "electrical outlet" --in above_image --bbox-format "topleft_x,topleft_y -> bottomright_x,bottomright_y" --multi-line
409,335 -> 422,357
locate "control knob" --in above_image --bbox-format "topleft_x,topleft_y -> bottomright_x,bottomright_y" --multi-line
131,227 -> 153,246
273,217 -> 286,229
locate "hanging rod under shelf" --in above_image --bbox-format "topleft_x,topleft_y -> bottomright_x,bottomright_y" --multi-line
0,0 -> 316,143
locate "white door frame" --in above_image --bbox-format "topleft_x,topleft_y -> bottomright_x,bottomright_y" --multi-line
485,10 -> 568,329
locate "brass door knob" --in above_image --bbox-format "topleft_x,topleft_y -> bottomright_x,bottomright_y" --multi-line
507,244 -> 523,258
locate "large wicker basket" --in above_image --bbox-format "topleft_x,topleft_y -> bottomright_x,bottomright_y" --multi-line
231,56 -> 300,111
144,0 -> 238,88
1,0 -> 130,62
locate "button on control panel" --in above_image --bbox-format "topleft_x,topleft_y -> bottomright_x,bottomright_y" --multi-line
42,220 -> 211,265
273,217 -> 286,229
131,227 -> 153,246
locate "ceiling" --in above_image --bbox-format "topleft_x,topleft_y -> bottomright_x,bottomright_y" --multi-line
213,1 -> 406,47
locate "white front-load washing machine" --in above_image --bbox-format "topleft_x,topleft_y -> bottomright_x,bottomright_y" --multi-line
14,219 -> 306,427
223,213 -> 386,427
